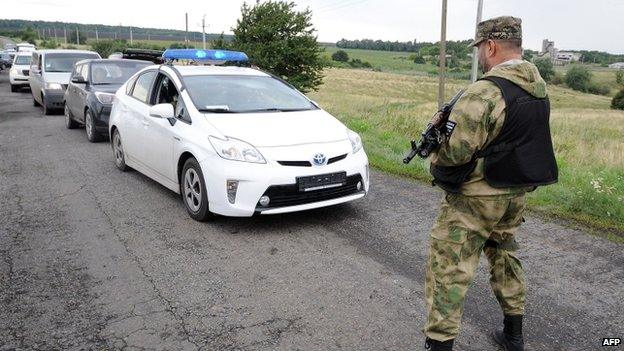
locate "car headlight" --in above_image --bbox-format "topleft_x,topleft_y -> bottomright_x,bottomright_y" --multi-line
45,83 -> 63,90
347,129 -> 363,154
94,92 -> 115,104
208,136 -> 266,164
10,68 -> 17,75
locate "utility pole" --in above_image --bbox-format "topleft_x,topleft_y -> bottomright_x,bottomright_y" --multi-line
470,0 -> 484,82
130,27 -> 133,45
185,13 -> 189,44
438,0 -> 448,108
76,27 -> 79,45
64,27 -> 67,45
202,15 -> 206,49
95,28 -> 99,42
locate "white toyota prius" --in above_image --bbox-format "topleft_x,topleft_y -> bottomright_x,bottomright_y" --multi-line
109,49 -> 369,221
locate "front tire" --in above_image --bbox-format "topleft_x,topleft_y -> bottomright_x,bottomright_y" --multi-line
85,110 -> 103,142
65,104 -> 79,129
181,158 -> 214,222
111,129 -> 129,172
10,84 -> 18,93
42,95 -> 53,115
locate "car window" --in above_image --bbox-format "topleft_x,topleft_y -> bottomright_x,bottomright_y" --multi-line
152,73 -> 191,123
43,52 -> 99,73
131,71 -> 157,103
80,64 -> 90,81
14,55 -> 32,65
72,64 -> 84,80
126,75 -> 138,95
183,75 -> 316,113
91,61 -> 149,85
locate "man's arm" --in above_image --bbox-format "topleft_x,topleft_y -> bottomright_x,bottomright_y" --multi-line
430,85 -> 496,167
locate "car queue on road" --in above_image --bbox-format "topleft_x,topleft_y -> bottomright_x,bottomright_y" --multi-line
2,45 -> 370,221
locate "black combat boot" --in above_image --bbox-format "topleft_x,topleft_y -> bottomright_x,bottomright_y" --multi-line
493,314 -> 524,351
425,337 -> 454,351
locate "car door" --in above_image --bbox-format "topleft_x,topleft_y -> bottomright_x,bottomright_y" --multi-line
66,63 -> 82,117
139,73 -> 178,182
72,63 -> 90,122
122,70 -> 158,166
29,52 -> 42,103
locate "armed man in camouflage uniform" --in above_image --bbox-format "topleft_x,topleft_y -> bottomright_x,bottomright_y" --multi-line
423,16 -> 558,351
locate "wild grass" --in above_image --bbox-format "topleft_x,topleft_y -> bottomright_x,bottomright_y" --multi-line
309,68 -> 624,234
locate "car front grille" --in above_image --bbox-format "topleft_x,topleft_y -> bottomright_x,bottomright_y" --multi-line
276,153 -> 348,167
22,69 -> 29,76
256,174 -> 363,210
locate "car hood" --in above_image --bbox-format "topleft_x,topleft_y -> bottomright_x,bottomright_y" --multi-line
204,109 -> 349,147
43,72 -> 72,84
91,84 -> 122,94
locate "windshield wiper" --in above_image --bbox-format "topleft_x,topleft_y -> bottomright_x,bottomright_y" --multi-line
198,108 -> 237,113
236,108 -> 313,113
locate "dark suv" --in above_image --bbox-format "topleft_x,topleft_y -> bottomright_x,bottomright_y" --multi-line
64,59 -> 150,142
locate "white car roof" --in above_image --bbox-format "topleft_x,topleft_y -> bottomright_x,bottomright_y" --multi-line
34,49 -> 100,55
172,65 -> 270,77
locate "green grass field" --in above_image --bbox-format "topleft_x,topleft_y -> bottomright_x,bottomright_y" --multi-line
322,46 -> 473,79
308,68 -> 624,237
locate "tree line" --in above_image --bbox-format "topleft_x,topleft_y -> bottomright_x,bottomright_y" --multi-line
336,38 -> 473,58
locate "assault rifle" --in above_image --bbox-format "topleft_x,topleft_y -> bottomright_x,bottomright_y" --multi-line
403,89 -> 465,164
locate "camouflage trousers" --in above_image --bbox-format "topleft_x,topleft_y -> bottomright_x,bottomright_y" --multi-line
424,193 -> 526,341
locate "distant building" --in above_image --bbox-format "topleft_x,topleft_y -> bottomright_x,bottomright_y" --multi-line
538,39 -> 581,65
555,51 -> 581,63
609,62 -> 624,69
541,39 -> 557,58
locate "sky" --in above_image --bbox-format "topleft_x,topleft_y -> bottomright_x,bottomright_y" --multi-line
7,0 -> 624,54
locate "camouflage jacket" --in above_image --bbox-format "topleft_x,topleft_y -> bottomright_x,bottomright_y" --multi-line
430,59 -> 548,196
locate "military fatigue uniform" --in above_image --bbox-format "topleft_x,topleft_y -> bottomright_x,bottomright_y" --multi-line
424,57 -> 548,341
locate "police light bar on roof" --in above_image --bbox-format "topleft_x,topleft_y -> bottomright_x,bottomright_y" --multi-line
162,49 -> 248,62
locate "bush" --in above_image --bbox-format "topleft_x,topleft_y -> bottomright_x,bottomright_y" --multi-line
587,82 -> 610,95
612,89 -> 624,109
169,42 -> 194,49
331,50 -> 349,62
39,39 -> 59,49
348,58 -> 372,68
534,58 -> 555,82
550,72 -> 564,85
616,70 -> 623,85
91,39 -> 129,58
413,55 -> 425,64
565,65 -> 592,92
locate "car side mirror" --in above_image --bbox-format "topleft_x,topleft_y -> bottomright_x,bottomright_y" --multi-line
149,103 -> 175,119
71,76 -> 86,84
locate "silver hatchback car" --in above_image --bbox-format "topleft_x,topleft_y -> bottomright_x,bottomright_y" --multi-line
29,49 -> 100,115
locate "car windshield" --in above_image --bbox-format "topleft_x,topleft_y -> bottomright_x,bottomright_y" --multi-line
184,75 -> 316,113
44,53 -> 99,73
91,61 -> 150,85
15,55 -> 32,65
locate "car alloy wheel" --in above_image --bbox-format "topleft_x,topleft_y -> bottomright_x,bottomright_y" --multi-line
183,168 -> 202,213
112,130 -> 127,171
65,104 -> 78,129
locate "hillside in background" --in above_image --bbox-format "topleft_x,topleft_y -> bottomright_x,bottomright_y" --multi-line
0,19 -> 233,43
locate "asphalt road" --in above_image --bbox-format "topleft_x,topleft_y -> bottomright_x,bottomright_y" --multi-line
0,71 -> 622,351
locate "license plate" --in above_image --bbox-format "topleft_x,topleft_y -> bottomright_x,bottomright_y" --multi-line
297,172 -> 347,192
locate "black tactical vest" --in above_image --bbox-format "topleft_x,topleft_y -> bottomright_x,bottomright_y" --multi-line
431,76 -> 558,193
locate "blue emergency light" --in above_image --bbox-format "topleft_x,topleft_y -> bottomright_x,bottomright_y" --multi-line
162,49 -> 249,62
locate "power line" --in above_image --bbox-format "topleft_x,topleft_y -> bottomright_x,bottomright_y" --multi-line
315,0 -> 371,14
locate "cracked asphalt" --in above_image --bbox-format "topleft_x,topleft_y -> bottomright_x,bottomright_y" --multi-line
0,71 -> 622,351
